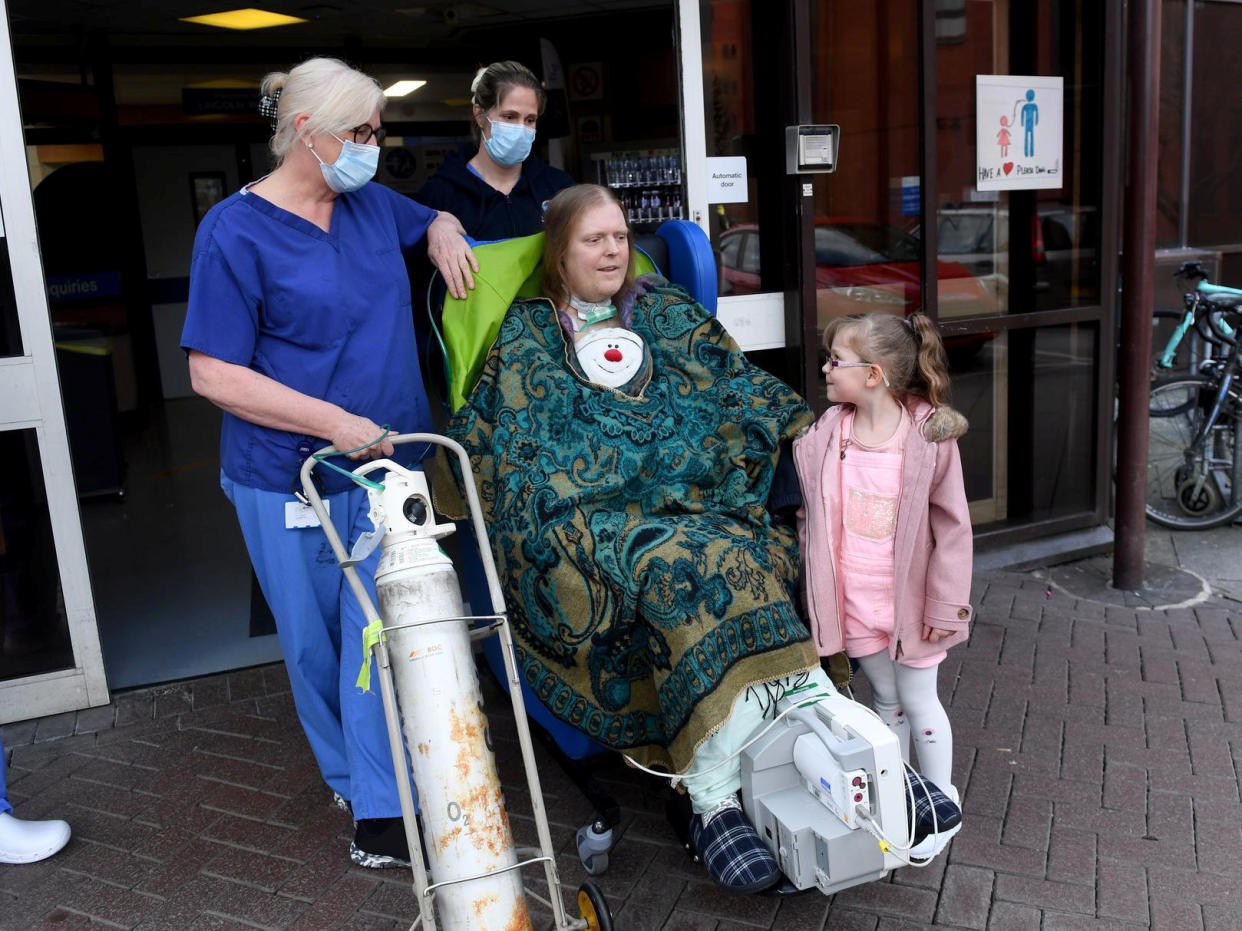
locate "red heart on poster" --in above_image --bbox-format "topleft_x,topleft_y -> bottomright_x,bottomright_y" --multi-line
1003,162 -> 1014,175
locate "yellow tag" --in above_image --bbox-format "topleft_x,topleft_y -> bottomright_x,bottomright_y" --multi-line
355,618 -> 385,691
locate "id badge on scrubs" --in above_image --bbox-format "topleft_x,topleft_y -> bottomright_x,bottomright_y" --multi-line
285,498 -> 329,529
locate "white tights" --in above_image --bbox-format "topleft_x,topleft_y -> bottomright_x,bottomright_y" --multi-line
854,651 -> 953,789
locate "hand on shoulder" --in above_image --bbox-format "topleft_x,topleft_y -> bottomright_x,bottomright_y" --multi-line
428,211 -> 478,300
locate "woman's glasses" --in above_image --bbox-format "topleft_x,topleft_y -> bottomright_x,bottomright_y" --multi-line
349,123 -> 388,145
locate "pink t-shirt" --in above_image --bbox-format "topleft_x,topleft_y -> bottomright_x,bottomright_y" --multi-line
836,407 -> 943,667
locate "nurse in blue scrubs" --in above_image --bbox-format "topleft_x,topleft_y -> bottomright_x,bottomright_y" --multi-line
181,57 -> 477,869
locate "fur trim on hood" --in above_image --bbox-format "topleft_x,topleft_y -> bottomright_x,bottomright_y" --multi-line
922,404 -> 968,442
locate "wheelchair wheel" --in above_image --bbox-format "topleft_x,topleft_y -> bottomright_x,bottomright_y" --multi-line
577,880 -> 613,931
1145,376 -> 1242,529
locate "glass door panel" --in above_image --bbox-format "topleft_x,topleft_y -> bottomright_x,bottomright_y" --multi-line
700,0 -> 770,298
935,0 -> 1108,534
681,0 -> 792,353
805,0 -> 923,408
1,429 -> 74,682
934,0 -> 1105,318
952,322 -> 1098,528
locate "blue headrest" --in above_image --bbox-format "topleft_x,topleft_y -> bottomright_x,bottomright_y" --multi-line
656,220 -> 718,316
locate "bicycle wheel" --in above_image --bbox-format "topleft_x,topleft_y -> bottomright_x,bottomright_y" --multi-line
1144,375 -> 1242,529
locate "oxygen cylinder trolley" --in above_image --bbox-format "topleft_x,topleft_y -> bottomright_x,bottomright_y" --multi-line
299,433 -> 612,931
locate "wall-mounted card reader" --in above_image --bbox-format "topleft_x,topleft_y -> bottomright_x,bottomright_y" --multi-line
786,124 -> 840,174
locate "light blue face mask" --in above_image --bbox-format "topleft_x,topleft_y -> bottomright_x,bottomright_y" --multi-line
308,133 -> 379,193
484,119 -> 536,167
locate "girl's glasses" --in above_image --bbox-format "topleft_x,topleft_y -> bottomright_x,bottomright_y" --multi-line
825,358 -> 891,387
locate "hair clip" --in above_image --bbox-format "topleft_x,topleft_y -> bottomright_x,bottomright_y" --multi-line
258,87 -> 282,130
470,66 -> 487,100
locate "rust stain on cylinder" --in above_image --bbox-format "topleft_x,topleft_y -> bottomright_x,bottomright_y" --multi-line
449,705 -> 487,783
472,894 -> 497,922
457,783 -> 513,856
505,900 -> 533,931
456,745 -> 473,783
438,824 -> 462,852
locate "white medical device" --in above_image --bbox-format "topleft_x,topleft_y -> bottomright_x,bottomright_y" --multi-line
741,689 -> 910,893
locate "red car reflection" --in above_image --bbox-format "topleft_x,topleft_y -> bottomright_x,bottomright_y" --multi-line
718,219 -> 998,322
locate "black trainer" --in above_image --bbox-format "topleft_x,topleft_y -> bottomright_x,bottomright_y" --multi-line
350,817 -> 412,869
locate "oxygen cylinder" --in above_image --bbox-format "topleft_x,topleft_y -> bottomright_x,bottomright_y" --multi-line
373,474 -> 531,931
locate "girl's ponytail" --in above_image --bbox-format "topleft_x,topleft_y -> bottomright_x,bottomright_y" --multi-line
908,313 -> 952,407
833,311 -> 954,408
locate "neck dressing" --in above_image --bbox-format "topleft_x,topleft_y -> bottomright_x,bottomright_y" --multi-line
569,295 -> 618,327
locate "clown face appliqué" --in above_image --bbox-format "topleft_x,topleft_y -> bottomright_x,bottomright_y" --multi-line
573,326 -> 646,389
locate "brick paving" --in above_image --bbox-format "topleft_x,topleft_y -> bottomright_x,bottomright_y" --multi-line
2,565 -> 1241,930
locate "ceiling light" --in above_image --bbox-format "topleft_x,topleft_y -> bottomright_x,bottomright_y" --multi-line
180,8 -> 308,30
383,80 -> 427,98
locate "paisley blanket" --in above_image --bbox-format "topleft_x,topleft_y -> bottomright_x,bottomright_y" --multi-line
447,280 -> 818,771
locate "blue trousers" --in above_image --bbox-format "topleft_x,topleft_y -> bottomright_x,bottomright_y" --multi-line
0,734 -> 11,815
222,474 -> 410,820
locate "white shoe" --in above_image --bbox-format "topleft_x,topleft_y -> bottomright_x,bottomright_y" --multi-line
0,811 -> 71,864
909,821 -> 961,860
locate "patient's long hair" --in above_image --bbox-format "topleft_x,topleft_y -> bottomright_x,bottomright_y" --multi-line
542,184 -> 638,313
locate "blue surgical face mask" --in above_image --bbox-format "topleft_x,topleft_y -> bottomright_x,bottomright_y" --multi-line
484,119 -> 536,167
308,133 -> 379,193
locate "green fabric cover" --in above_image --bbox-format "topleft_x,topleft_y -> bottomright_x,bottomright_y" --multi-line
441,233 -> 656,411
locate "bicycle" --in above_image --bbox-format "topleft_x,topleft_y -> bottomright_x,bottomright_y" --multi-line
1150,262 -> 1235,379
1142,264 -> 1242,529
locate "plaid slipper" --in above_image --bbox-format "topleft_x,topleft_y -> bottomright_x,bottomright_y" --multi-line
690,797 -> 781,894
906,773 -> 962,860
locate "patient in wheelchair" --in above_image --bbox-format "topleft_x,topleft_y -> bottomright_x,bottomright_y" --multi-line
445,184 -> 954,893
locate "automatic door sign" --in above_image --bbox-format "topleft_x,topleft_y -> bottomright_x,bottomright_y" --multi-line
706,156 -> 749,204
975,75 -> 1063,191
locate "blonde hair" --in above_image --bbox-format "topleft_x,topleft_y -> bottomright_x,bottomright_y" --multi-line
261,58 -> 386,163
823,312 -> 952,407
541,185 -> 637,310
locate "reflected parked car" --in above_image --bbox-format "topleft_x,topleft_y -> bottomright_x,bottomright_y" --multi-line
930,204 -> 1099,311
718,218 -> 998,321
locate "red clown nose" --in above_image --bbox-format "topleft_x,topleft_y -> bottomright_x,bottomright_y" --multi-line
604,348 -> 623,362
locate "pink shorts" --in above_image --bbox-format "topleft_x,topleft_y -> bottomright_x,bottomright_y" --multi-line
841,559 -> 945,668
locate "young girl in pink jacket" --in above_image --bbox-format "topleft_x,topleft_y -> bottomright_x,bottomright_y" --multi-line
794,312 -> 973,816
